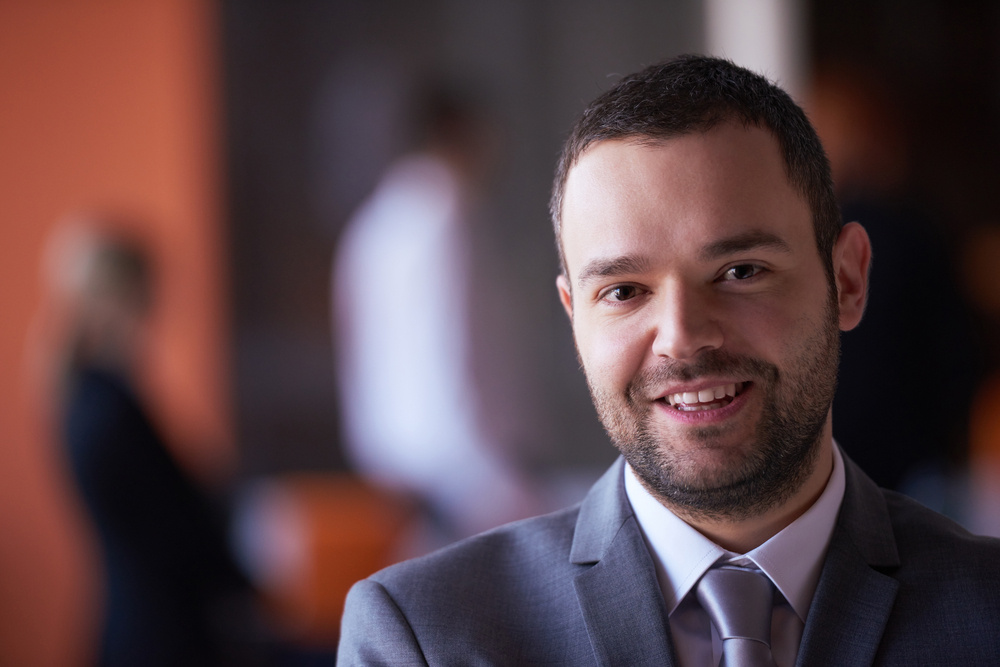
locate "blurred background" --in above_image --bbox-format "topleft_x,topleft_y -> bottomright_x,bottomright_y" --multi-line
4,0 -> 1000,664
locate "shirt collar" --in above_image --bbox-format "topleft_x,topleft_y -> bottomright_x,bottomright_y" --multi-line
625,443 -> 846,622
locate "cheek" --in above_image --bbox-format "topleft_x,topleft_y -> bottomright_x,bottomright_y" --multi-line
721,285 -> 808,342
575,317 -> 650,390
733,305 -> 783,349
736,298 -> 826,364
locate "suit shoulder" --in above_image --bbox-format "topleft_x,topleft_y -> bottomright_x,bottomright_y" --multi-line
882,488 -> 1000,582
883,489 -> 1000,549
341,505 -> 601,665
864,489 -> 1000,660
359,504 -> 588,636
372,504 -> 582,592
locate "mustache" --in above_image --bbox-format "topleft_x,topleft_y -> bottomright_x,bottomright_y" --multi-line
626,350 -> 777,402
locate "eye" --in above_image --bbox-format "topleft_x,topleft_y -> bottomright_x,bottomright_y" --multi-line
721,264 -> 764,281
601,285 -> 640,302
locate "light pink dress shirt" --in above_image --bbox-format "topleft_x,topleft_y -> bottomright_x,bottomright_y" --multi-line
624,444 -> 846,667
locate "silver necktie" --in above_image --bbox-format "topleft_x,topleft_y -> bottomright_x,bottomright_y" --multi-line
696,565 -> 778,667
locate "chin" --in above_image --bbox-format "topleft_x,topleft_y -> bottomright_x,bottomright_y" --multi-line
623,425 -> 823,521
645,438 -> 763,491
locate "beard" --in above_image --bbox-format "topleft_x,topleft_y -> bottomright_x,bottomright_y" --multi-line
587,290 -> 841,522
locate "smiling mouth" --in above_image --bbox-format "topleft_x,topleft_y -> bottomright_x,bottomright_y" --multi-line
664,382 -> 747,411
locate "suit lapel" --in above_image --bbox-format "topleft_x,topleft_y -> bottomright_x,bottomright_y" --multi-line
571,459 -> 678,667
571,453 -> 905,667
796,455 -> 900,667
795,526 -> 898,666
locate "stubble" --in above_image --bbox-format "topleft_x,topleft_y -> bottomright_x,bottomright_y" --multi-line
587,292 -> 841,522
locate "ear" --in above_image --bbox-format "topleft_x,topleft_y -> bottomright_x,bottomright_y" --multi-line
832,221 -> 871,331
556,274 -> 574,320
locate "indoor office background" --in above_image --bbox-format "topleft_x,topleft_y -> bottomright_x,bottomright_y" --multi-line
3,0 -> 1000,665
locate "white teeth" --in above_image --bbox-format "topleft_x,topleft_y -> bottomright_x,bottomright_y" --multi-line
677,404 -> 714,412
668,383 -> 741,407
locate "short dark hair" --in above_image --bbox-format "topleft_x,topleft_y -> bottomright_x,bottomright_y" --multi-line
550,54 -> 841,281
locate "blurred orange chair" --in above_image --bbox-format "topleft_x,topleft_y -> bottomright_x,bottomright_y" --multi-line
966,375 -> 1000,536
237,474 -> 416,648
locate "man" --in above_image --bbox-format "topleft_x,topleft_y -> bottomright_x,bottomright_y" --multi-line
338,55 -> 1000,666
334,86 -> 538,547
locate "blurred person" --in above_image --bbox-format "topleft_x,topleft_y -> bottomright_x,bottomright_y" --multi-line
44,220 -> 256,667
339,56 -> 1000,665
332,85 -> 539,549
808,65 -> 982,503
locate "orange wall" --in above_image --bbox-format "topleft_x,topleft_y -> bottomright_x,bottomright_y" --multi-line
0,1 -> 229,664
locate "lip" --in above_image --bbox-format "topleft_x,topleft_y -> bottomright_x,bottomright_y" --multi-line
653,381 -> 753,424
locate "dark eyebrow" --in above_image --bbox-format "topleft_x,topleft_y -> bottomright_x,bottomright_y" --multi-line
699,231 -> 791,261
576,255 -> 651,287
573,231 -> 791,287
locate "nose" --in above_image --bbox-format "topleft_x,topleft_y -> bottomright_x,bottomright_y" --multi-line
650,285 -> 724,360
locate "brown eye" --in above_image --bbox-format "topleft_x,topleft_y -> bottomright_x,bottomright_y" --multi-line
607,286 -> 638,301
724,264 -> 762,281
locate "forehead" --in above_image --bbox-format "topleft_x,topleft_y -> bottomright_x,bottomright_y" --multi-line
559,123 -> 813,279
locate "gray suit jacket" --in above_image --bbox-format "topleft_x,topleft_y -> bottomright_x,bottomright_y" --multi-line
338,455 -> 1000,665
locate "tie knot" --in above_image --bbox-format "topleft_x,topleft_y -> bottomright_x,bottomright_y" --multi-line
696,565 -> 775,654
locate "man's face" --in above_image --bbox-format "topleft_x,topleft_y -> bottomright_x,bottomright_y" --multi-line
557,123 -> 858,520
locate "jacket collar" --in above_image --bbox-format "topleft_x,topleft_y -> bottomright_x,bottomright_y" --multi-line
570,457 -> 679,665
569,453 -> 902,667
570,457 -> 632,565
795,454 -> 900,666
